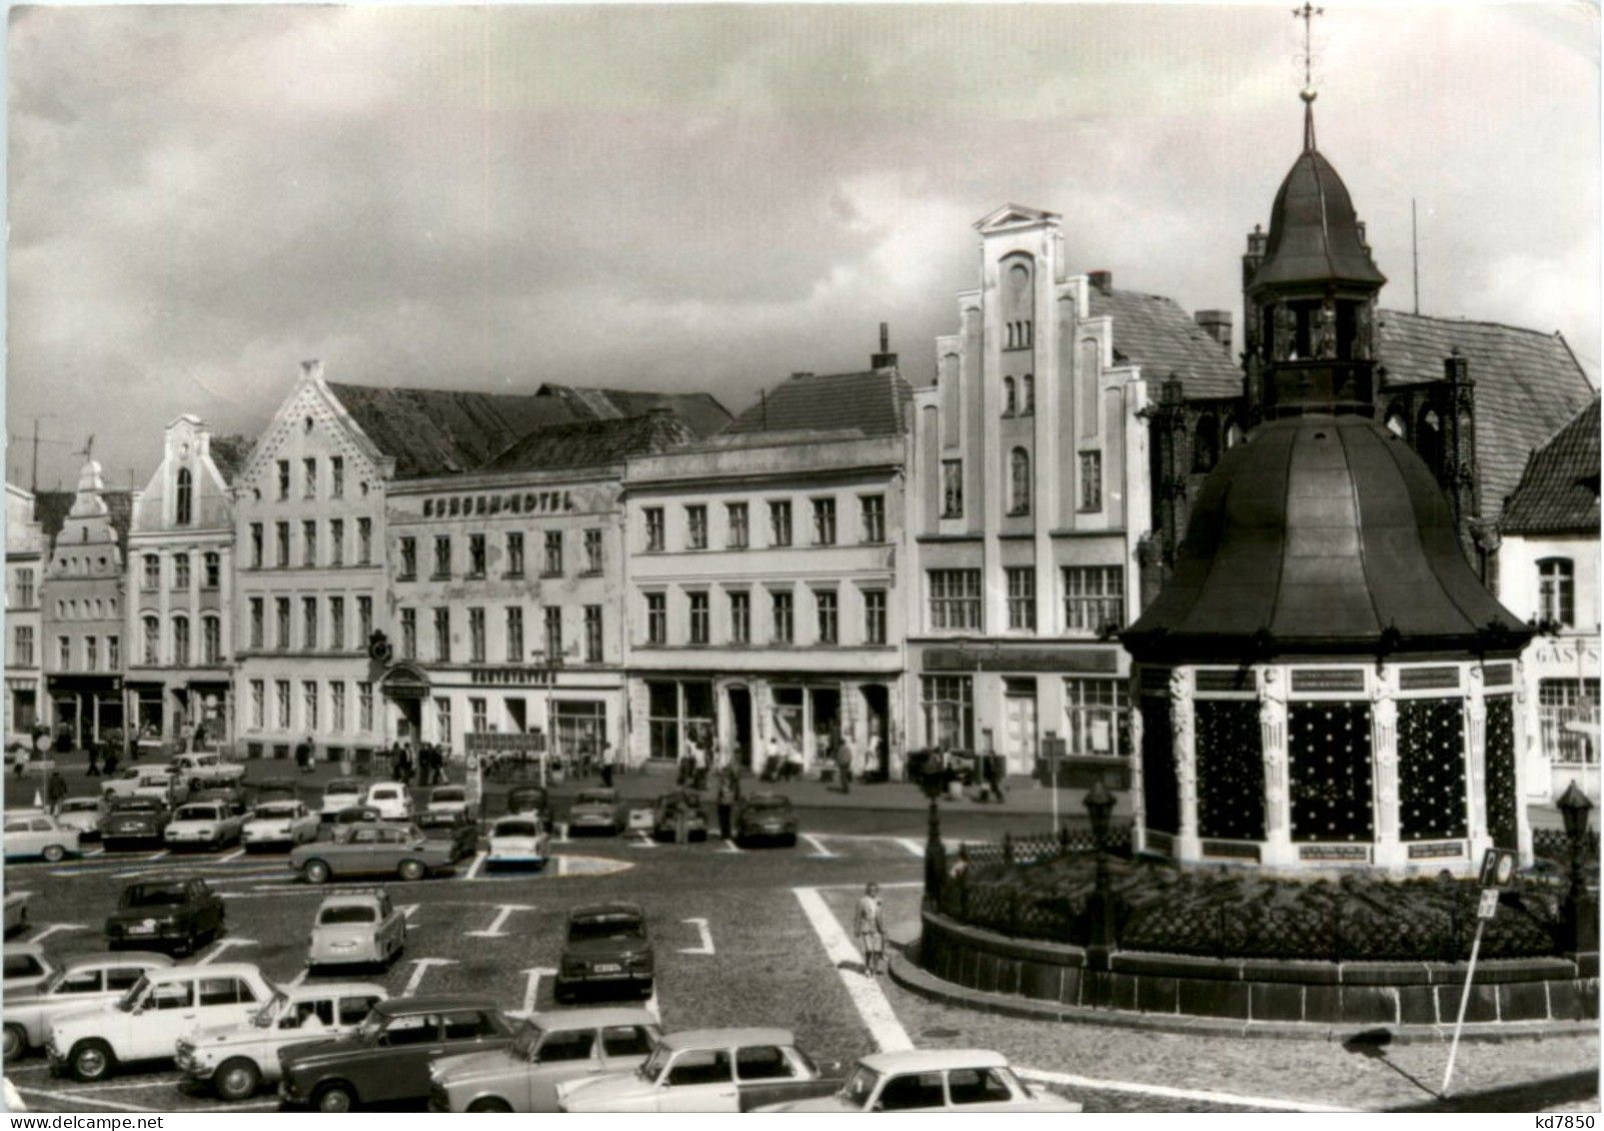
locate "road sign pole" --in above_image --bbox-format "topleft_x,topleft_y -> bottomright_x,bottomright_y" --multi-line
1442,892 -> 1494,1098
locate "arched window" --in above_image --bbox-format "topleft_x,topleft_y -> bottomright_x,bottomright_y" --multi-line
1009,447 -> 1031,516
1021,374 -> 1035,416
1003,377 -> 1016,417
1417,407 -> 1442,474
175,467 -> 193,526
143,616 -> 160,665
1225,421 -> 1245,449
172,615 -> 190,667
1538,558 -> 1575,627
1193,415 -> 1220,473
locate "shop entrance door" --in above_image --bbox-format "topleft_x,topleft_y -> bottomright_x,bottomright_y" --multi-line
1002,680 -> 1038,774
727,686 -> 753,769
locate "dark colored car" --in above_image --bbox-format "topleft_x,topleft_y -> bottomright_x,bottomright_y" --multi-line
416,811 -> 480,862
505,785 -> 551,823
332,805 -> 385,826
734,794 -> 799,847
651,794 -> 709,842
100,797 -> 172,851
105,878 -> 225,956
277,995 -> 515,1112
555,903 -> 654,1003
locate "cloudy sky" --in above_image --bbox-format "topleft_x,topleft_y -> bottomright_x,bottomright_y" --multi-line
7,2 -> 1598,491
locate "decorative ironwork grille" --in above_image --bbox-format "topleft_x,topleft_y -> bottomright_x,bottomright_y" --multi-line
1140,698 -> 1178,834
1397,698 -> 1467,841
1195,699 -> 1266,841
1288,701 -> 1374,843
1485,695 -> 1519,851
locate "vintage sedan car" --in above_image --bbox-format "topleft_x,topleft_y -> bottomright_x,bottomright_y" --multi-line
164,801 -> 247,851
320,779 -> 366,819
428,1008 -> 660,1113
290,822 -> 454,884
734,793 -> 799,847
650,793 -> 709,842
505,785 -> 551,822
102,765 -> 182,807
242,800 -> 320,852
3,952 -> 171,1060
2,812 -> 81,863
425,785 -> 474,821
766,1049 -> 1083,1112
54,797 -> 107,840
169,753 -> 247,793
555,903 -> 654,1003
105,878 -> 225,956
277,995 -> 515,1112
3,943 -> 58,996
416,811 -> 480,862
331,804 -> 386,827
46,962 -> 274,1082
306,892 -> 406,969
486,816 -> 549,870
567,789 -> 624,836
4,892 -> 30,938
100,796 -> 172,851
364,782 -> 412,822
177,980 -> 386,1101
556,1028 -> 841,1112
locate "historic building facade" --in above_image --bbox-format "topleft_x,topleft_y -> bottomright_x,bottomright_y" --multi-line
6,484 -> 46,739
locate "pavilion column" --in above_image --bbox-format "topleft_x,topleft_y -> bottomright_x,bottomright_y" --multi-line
1127,691 -> 1148,854
1464,666 -> 1491,865
1371,667 -> 1404,871
1509,660 -> 1534,863
1169,667 -> 1200,861
1258,665 -> 1294,868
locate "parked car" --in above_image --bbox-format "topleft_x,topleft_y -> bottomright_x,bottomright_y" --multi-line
249,779 -> 300,805
486,816 -> 549,870
331,804 -> 385,827
425,785 -> 474,821
505,785 -> 551,822
3,943 -> 57,996
763,1049 -> 1083,1112
320,779 -> 366,820
556,1028 -> 842,1112
4,892 -> 30,938
100,796 -> 172,851
164,801 -> 247,852
2,812 -> 82,863
169,753 -> 247,793
46,963 -> 275,1082
242,800 -> 320,852
54,797 -> 107,840
177,980 -> 387,1101
555,903 -> 654,1003
734,794 -> 799,847
290,822 -> 455,884
416,811 -> 480,862
277,995 -> 515,1112
105,878 -> 225,956
567,789 -> 624,836
102,765 -> 182,806
306,892 -> 406,969
365,782 -> 412,822
651,793 -> 709,842
428,1008 -> 660,1113
3,952 -> 172,1061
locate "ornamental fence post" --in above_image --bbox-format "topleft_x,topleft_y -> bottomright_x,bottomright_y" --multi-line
1059,825 -> 1071,857
1003,832 -> 1014,866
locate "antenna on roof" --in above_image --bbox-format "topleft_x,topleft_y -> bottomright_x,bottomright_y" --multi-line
1411,198 -> 1420,315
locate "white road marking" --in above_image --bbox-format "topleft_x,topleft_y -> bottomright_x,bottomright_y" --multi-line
28,923 -> 84,944
792,886 -> 911,1052
629,833 -> 656,849
800,834 -> 837,859
402,957 -> 458,995
16,1087 -> 154,1112
399,903 -> 419,921
644,988 -> 662,1021
216,848 -> 246,863
83,847 -> 104,858
678,917 -> 715,955
43,1077 -> 185,1093
517,966 -> 558,1015
464,851 -> 488,880
557,856 -> 569,876
719,838 -> 744,854
197,937 -> 257,965
1013,1068 -> 1355,1114
466,903 -> 535,938
896,838 -> 925,858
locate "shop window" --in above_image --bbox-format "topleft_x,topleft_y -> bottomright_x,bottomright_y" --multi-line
1397,698 -> 1468,840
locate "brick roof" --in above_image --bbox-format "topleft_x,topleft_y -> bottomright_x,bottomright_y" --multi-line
1088,287 -> 1243,399
537,385 -> 732,438
36,489 -> 135,554
724,369 -> 912,436
1500,396 -> 1600,536
1375,310 -> 1597,520
482,413 -> 697,474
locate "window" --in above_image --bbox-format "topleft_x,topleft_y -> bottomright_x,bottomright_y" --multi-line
1065,678 -> 1127,756
949,1067 -> 1016,1105
1007,567 -> 1036,630
645,507 -> 665,552
434,608 -> 450,662
277,459 -> 290,500
107,636 -> 119,670
544,531 -> 563,576
303,681 -> 318,731
544,606 -> 562,660
1539,679 -> 1600,764
729,591 -> 750,645
250,680 -> 264,730
736,1046 -> 797,1081
1009,448 -> 1031,515
329,681 -> 346,732
57,636 -> 69,670
150,982 -> 196,1011
358,682 -> 374,732
646,593 -> 667,645
300,457 -> 316,499
174,553 -> 192,590
770,501 -> 793,547
433,536 -> 451,579
584,606 -> 603,663
929,569 -> 982,631
329,519 -> 344,566
922,676 -> 974,750
248,599 -> 263,649
14,626 -> 33,667
688,592 -> 709,645
601,1026 -> 654,1058
276,521 -> 290,568
435,698 -> 452,746
143,554 -> 160,591
84,636 -> 98,671
812,498 -> 837,545
584,528 -> 603,574
169,617 -> 189,666
276,680 -> 291,729
1539,558 -> 1576,627
1063,566 -> 1124,631
203,552 -> 220,588
15,568 -> 33,607
399,537 -> 417,579
813,589 -> 839,644
468,534 -> 486,577
667,1049 -> 731,1087
202,616 -> 221,665
537,1030 -> 595,1064
506,606 -> 524,662
302,597 -> 318,650
860,495 -> 885,543
250,524 -> 263,569
1003,376 -> 1017,416
329,597 -> 345,651
506,532 -> 525,577
469,607 -> 486,663
1021,374 -> 1035,416
470,697 -> 488,734
727,503 -> 749,549
864,589 -> 887,645
175,467 -> 193,526
357,518 -> 372,565
297,520 -> 315,567
771,590 -> 794,644
1078,451 -> 1103,511
942,460 -> 964,518
275,598 -> 291,651
143,616 -> 160,664
358,597 -> 372,645
686,505 -> 708,550
330,456 -> 344,498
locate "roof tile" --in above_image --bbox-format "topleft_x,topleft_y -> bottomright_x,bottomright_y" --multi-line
725,369 -> 912,437
1499,396 -> 1600,535
1088,288 -> 1242,399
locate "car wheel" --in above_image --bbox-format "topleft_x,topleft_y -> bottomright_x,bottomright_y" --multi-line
69,1039 -> 115,1082
2,1023 -> 27,1061
468,1098 -> 513,1113
214,1057 -> 261,1102
314,1082 -> 357,1113
303,859 -> 331,884
41,844 -> 65,864
398,858 -> 426,882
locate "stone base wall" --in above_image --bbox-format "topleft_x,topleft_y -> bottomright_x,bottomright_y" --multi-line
919,908 -> 1599,1027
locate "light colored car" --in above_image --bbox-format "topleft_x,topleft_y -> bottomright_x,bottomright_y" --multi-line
3,944 -> 56,996
242,800 -> 320,851
555,1028 -> 841,1112
766,1049 -> 1083,1112
2,812 -> 81,863
429,1008 -> 661,1113
567,789 -> 624,836
170,753 -> 247,792
177,981 -> 387,1101
290,822 -> 454,883
487,816 -> 549,870
364,783 -> 412,822
46,962 -> 275,1082
307,892 -> 406,968
4,893 -> 30,938
320,778 -> 365,819
164,801 -> 246,851
54,797 -> 107,839
3,952 -> 172,1060
102,765 -> 182,806
426,785 -> 473,821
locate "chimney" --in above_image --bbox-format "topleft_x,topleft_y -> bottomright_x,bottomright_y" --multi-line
871,322 -> 898,369
1088,270 -> 1113,294
300,359 -> 324,382
1194,310 -> 1233,355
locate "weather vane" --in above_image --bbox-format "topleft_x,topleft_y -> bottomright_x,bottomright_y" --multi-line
1293,2 -> 1324,93
77,433 -> 95,462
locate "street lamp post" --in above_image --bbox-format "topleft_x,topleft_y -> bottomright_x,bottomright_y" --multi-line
1084,775 -> 1116,950
921,767 -> 946,905
1557,782 -> 1596,952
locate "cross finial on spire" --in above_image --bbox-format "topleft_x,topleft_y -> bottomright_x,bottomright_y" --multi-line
1293,2 -> 1323,91
76,434 -> 95,463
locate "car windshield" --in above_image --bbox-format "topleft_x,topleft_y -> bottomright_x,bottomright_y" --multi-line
841,1065 -> 881,1109
319,905 -> 378,925
576,792 -> 614,805
123,884 -> 186,908
255,990 -> 288,1027
117,799 -> 159,812
433,789 -> 464,802
570,916 -> 644,943
327,782 -> 360,797
61,800 -> 99,813
512,1023 -> 543,1060
174,806 -> 218,821
115,975 -> 150,1012
254,803 -> 299,819
496,821 -> 538,838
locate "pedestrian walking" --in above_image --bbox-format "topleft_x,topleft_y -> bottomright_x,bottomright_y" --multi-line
85,737 -> 101,778
716,770 -> 735,840
102,743 -> 120,780
855,882 -> 886,976
294,735 -> 314,774
46,770 -> 68,814
600,742 -> 616,788
989,752 -> 1008,803
836,735 -> 853,795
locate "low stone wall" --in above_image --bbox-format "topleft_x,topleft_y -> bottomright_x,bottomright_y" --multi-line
919,908 -> 1599,1028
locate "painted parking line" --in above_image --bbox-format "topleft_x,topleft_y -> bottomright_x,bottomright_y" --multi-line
800,834 -> 838,859
216,848 -> 246,864
399,903 -> 419,921
718,839 -> 744,854
16,1087 -> 155,1112
40,1076 -> 186,1093
402,957 -> 458,995
466,904 -> 535,939
517,966 -> 557,1015
197,937 -> 258,965
896,838 -> 925,858
28,923 -> 85,944
792,885 -> 911,1052
679,917 -> 715,955
1014,1067 -> 1355,1114
464,851 -> 488,880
